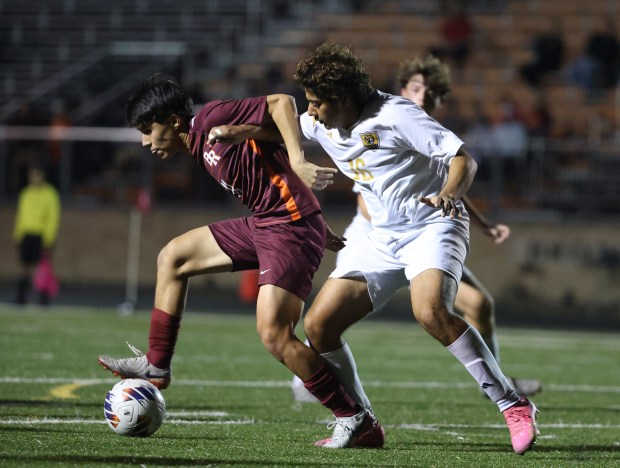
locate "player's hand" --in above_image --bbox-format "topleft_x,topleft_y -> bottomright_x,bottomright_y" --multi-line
417,194 -> 462,218
208,125 -> 247,145
486,223 -> 511,244
325,225 -> 346,252
292,159 -> 337,191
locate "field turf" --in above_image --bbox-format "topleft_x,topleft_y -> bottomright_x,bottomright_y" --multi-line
0,305 -> 618,467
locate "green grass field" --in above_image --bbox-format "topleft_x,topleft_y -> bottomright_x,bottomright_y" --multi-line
1,305 -> 618,467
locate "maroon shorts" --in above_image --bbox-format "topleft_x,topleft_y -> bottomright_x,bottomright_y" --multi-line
209,213 -> 326,300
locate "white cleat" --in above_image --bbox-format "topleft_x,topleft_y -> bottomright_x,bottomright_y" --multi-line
321,409 -> 372,449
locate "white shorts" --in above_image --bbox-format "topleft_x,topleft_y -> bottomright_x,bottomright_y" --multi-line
330,220 -> 469,311
335,210 -> 373,269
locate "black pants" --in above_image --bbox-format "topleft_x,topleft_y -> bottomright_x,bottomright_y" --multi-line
19,234 -> 43,265
17,234 -> 48,305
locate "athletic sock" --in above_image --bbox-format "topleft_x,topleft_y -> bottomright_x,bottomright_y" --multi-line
447,325 -> 519,411
483,332 -> 500,364
303,363 -> 360,417
146,308 -> 181,369
320,342 -> 372,410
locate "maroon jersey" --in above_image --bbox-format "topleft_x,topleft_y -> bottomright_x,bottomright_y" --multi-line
189,96 -> 321,226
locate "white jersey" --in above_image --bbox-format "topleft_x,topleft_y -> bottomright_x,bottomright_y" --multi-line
300,90 -> 467,232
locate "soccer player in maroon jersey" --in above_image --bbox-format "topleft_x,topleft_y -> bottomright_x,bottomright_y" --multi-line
98,74 -> 373,448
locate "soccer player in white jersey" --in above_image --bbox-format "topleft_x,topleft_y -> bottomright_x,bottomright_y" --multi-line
293,43 -> 539,455
291,55 -> 541,406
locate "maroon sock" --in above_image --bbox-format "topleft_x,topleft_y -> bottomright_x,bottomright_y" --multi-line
303,364 -> 360,417
145,308 -> 181,369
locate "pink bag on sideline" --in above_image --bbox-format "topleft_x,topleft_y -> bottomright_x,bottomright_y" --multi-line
34,256 -> 60,297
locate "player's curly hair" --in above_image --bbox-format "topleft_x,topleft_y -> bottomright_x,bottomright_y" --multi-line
126,73 -> 194,130
294,42 -> 374,104
397,55 -> 451,112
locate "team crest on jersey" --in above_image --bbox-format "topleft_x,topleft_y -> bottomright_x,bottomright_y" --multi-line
203,149 -> 221,167
360,131 -> 379,150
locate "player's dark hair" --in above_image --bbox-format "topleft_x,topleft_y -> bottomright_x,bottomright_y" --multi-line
294,42 -> 374,105
397,55 -> 451,112
126,73 -> 194,129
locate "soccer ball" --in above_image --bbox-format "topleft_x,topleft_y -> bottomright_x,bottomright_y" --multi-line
104,379 -> 166,437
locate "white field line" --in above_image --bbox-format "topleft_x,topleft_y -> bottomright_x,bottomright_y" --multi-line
1,377 -> 619,394
166,410 -> 230,417
0,417 -> 617,431
0,418 -> 254,426
393,423 -> 620,430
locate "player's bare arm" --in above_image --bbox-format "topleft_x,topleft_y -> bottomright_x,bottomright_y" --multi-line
266,94 -> 337,191
209,94 -> 336,191
206,97 -> 298,147
463,195 -> 511,244
418,146 -> 477,218
208,122 -> 338,192
208,123 -> 280,145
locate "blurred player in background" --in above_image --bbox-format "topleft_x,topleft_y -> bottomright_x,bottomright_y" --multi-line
98,74 -> 375,448
291,43 -> 539,454
13,165 -> 61,305
291,55 -> 541,405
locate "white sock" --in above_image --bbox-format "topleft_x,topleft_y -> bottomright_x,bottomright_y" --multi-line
291,373 -> 303,387
447,325 -> 519,411
483,333 -> 500,363
320,342 -> 372,411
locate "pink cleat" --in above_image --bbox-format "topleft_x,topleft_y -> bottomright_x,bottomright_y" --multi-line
503,397 -> 540,454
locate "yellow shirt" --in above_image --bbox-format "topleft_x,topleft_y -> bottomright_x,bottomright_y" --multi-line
13,183 -> 61,248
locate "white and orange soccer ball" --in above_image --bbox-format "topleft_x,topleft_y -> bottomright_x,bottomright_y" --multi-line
104,379 -> 166,437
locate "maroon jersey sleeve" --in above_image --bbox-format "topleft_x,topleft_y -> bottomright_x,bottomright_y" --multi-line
188,97 -> 321,225
196,96 -> 267,129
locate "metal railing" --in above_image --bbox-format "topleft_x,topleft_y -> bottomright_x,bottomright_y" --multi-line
1,126 -> 619,216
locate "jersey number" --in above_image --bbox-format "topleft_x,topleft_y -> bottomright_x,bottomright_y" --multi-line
349,158 -> 374,181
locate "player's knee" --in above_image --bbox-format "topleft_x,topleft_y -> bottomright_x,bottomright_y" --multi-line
413,303 -> 450,329
302,310 -> 325,344
156,245 -> 170,271
257,325 -> 287,362
157,239 -> 184,274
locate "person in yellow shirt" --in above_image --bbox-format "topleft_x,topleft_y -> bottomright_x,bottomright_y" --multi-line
13,165 -> 61,305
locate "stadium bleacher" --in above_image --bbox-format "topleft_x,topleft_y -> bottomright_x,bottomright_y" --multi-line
0,0 -> 618,212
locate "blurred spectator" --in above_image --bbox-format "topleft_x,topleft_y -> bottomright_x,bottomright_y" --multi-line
563,19 -> 620,95
586,19 -> 620,89
463,110 -> 495,170
47,99 -> 72,188
432,96 -> 469,135
13,165 -> 61,305
525,96 -> 553,138
519,24 -> 565,87
429,0 -> 474,70
489,94 -> 529,182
